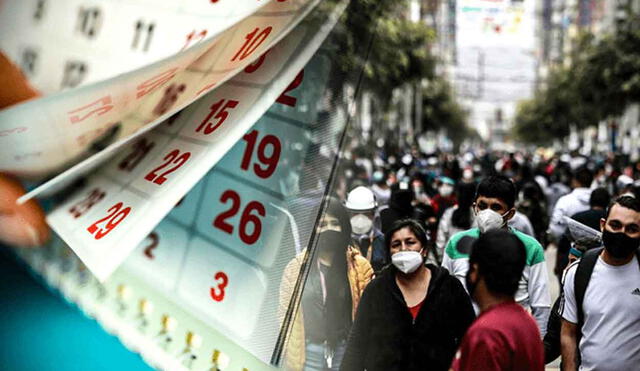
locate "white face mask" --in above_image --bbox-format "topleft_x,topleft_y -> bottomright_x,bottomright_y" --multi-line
476,209 -> 509,233
439,184 -> 454,197
350,214 -> 373,234
391,251 -> 424,274
462,169 -> 474,180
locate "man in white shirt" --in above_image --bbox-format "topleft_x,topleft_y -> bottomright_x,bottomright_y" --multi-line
560,196 -> 640,370
549,167 -> 593,281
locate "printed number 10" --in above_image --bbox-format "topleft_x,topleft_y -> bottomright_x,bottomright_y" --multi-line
231,26 -> 272,62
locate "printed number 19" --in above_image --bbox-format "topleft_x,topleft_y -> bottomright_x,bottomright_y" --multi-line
240,130 -> 281,179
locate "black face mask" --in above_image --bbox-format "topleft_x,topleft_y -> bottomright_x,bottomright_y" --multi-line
602,230 -> 640,259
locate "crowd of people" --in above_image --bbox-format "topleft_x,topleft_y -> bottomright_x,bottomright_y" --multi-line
281,144 -> 640,371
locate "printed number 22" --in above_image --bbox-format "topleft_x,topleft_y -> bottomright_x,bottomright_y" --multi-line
144,149 -> 191,185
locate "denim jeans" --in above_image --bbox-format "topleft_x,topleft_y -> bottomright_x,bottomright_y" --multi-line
304,340 -> 347,371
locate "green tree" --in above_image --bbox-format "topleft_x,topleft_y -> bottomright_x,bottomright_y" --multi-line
513,15 -> 640,144
326,0 -> 437,106
421,77 -> 470,145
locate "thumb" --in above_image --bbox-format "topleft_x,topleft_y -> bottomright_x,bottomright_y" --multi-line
0,175 -> 50,247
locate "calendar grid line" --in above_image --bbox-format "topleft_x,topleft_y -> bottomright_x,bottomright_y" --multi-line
215,167 -> 286,201
264,111 -> 309,130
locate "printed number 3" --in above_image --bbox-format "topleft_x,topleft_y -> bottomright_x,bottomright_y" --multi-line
210,271 -> 228,302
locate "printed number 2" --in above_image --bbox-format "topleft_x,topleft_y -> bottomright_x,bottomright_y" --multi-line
276,70 -> 304,107
144,149 -> 191,185
210,271 -> 228,302
87,202 -> 131,240
143,232 -> 159,259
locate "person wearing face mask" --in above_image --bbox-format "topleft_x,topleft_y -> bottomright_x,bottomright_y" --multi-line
340,219 -> 474,371
370,169 -> 391,206
279,197 -> 373,371
560,196 -> 640,371
344,186 -> 388,273
450,230 -> 544,371
436,182 -> 477,262
430,176 -> 457,219
441,175 -> 551,337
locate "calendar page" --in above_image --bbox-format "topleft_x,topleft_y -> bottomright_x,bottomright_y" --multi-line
4,0 -> 377,369
0,0 -> 316,182
45,4 -> 345,281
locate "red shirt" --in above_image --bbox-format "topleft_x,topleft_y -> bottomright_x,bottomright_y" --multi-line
408,299 -> 424,320
450,301 -> 544,371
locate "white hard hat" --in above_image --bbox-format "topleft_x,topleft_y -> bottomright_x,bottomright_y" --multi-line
617,175 -> 634,189
344,186 -> 377,211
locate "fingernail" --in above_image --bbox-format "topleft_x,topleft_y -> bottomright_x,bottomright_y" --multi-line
0,214 -> 42,247
25,224 -> 42,246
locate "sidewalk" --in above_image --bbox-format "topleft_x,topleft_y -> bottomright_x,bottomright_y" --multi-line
545,244 -> 561,370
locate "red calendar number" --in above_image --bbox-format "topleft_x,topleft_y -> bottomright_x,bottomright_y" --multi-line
143,232 -> 159,259
181,29 -> 207,51
276,70 -> 304,107
136,68 -> 178,99
153,83 -> 186,116
195,98 -> 238,134
240,130 -> 281,179
210,271 -> 228,302
76,126 -> 109,146
213,190 -> 265,245
144,149 -> 191,185
243,49 -> 271,73
87,202 -> 131,240
119,138 -> 155,172
231,26 -> 272,62
68,96 -> 114,124
0,127 -> 27,137
69,188 -> 106,218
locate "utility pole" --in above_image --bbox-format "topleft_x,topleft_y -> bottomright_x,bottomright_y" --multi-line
476,50 -> 485,100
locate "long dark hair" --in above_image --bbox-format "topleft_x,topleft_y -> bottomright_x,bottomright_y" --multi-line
451,182 -> 476,229
315,197 -> 353,347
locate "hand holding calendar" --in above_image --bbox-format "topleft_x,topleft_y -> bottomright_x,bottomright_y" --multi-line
0,0 -> 329,279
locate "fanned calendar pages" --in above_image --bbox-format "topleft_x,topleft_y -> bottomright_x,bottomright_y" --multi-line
0,0 -> 375,370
